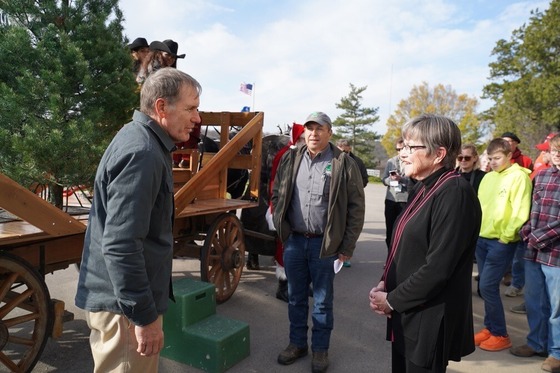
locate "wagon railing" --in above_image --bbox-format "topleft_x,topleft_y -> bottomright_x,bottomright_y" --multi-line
174,111 -> 263,218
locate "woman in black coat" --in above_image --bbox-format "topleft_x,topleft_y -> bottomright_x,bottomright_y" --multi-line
369,114 -> 482,373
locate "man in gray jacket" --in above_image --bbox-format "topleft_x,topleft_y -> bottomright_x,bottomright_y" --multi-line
272,111 -> 365,373
75,68 -> 202,372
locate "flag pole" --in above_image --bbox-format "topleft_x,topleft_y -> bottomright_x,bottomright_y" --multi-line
252,82 -> 256,111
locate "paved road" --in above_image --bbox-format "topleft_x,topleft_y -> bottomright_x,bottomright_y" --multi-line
29,183 -> 543,372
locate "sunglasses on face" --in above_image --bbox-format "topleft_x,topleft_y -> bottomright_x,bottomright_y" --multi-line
457,156 -> 472,161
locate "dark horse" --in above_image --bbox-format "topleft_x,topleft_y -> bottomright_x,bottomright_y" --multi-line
240,133 -> 290,267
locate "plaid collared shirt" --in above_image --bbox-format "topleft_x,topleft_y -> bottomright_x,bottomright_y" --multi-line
521,166 -> 560,267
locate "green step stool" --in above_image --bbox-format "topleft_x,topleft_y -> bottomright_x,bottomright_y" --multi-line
162,278 -> 250,373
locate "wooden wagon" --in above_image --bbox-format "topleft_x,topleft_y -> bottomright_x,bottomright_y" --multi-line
0,111 -> 263,372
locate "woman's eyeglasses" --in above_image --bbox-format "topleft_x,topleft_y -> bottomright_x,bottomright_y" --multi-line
457,156 -> 472,161
401,144 -> 427,154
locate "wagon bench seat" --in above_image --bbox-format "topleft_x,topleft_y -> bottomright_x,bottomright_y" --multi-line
175,198 -> 258,219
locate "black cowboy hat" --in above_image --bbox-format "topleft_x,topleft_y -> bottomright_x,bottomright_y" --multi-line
128,37 -> 149,51
149,40 -> 173,54
163,39 -> 186,59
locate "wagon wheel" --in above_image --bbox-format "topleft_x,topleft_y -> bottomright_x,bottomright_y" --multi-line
200,213 -> 245,304
0,253 -> 52,373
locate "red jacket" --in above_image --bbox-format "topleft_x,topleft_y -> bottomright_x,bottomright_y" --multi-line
511,148 -> 533,170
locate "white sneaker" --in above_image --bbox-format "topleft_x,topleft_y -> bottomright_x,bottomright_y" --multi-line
504,285 -> 523,297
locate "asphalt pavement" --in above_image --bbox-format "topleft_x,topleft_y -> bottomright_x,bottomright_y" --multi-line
30,183 -> 545,373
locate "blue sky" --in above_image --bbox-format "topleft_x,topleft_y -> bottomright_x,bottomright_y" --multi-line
119,0 -> 549,134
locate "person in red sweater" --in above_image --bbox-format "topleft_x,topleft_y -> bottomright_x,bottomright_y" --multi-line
502,132 -> 533,170
268,124 -> 305,301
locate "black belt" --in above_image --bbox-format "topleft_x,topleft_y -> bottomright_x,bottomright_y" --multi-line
295,232 -> 323,238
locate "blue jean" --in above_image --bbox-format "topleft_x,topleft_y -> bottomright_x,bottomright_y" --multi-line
511,241 -> 526,289
283,233 -> 336,352
476,238 -> 516,337
524,260 -> 560,360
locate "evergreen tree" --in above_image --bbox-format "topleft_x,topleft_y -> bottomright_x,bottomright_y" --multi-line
0,0 -> 137,207
333,83 -> 380,167
382,82 -> 481,156
482,1 -> 560,157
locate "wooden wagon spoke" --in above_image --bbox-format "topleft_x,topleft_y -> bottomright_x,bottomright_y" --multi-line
201,213 -> 246,303
208,253 -> 221,261
0,254 -> 52,372
228,226 -> 240,245
0,288 -> 34,319
232,237 -> 243,249
8,335 -> 35,346
0,273 -> 18,300
211,236 -> 222,253
224,271 -> 231,289
3,312 -> 40,328
208,262 -> 220,279
0,351 -> 21,373
214,270 -> 224,289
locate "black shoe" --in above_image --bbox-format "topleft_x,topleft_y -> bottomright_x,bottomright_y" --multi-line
312,351 -> 329,373
277,344 -> 308,365
276,280 -> 288,302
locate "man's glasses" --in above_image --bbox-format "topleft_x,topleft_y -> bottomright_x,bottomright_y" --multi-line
457,156 -> 472,161
401,144 -> 427,154
395,147 -> 403,152
551,148 -> 560,155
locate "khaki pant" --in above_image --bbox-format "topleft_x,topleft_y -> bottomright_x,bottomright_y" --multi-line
86,311 -> 161,373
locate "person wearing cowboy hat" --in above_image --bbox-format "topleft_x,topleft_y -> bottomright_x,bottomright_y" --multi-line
128,37 -> 150,75
136,41 -> 175,85
147,40 -> 186,68
163,39 -> 186,68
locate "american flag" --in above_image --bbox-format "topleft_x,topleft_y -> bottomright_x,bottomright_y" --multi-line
240,83 -> 253,96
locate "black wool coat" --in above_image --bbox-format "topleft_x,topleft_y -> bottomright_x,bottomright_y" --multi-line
385,167 -> 482,368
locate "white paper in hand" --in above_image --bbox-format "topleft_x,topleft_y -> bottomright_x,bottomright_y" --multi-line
265,206 -> 276,231
333,259 -> 343,274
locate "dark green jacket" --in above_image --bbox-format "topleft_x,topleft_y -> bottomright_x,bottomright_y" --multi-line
271,143 -> 365,258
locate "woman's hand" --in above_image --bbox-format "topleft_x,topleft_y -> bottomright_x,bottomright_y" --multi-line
369,282 -> 392,317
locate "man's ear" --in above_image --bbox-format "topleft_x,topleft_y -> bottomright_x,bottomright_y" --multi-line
154,98 -> 166,118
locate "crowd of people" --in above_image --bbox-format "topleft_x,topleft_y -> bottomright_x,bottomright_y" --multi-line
374,128 -> 559,373
71,35 -> 559,373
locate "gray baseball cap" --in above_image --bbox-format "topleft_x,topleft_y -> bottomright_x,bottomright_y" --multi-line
304,111 -> 332,129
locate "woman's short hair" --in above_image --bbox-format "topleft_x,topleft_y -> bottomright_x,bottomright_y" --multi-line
461,144 -> 478,156
460,144 -> 480,169
486,138 -> 512,155
402,114 -> 462,169
140,67 -> 202,116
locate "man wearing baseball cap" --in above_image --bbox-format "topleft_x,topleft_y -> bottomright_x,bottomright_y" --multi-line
532,133 -> 558,177
272,111 -> 365,373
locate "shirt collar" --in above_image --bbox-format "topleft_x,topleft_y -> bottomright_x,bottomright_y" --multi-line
133,110 -> 177,152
